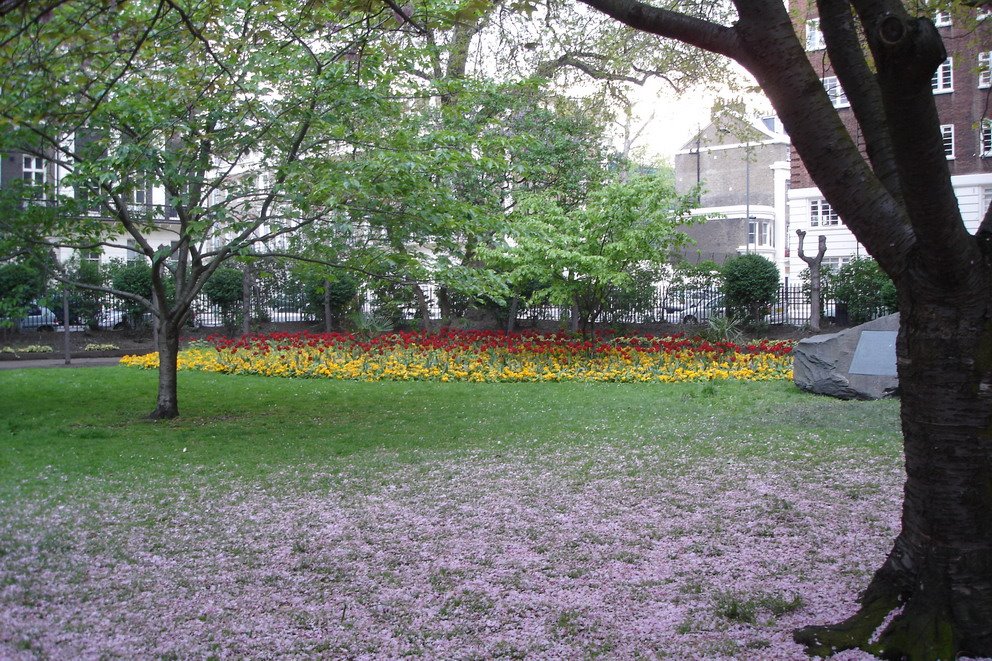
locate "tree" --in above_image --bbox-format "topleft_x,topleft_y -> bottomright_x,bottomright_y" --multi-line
574,0 -> 992,655
796,229 -> 827,332
285,0 -> 737,330
0,1 -> 397,418
489,173 -> 696,335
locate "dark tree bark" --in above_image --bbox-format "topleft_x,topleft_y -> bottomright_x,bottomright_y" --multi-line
506,296 -> 519,333
576,0 -> 992,656
796,229 -> 827,332
150,318 -> 181,420
323,279 -> 333,333
411,282 -> 432,332
241,267 -> 252,336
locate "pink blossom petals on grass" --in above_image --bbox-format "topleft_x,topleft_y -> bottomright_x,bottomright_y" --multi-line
0,448 -> 901,659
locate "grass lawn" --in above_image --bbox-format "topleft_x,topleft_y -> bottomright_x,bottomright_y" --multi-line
0,366 -> 903,659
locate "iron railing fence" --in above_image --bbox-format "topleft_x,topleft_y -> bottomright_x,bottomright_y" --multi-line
355,283 -> 878,328
31,282 -> 891,332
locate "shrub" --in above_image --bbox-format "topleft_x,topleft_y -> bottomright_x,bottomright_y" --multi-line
49,259 -> 105,327
110,261 -> 153,300
722,254 -> 780,324
301,273 -> 358,327
0,262 -> 46,328
204,267 -> 245,336
107,260 -> 177,327
833,257 -> 896,324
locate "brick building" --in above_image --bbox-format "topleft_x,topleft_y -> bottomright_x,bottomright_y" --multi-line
786,3 -> 992,279
673,114 -> 791,267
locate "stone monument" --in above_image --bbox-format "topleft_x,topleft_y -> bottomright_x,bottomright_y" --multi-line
793,313 -> 899,400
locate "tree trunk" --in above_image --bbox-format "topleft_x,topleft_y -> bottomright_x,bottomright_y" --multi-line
149,319 -> 181,420
323,279 -> 333,333
808,267 -> 822,333
438,286 -> 454,326
241,268 -> 251,336
506,296 -> 519,333
797,230 -> 827,333
796,280 -> 992,658
411,283 -> 431,332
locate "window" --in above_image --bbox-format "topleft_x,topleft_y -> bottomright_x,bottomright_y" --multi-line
932,58 -> 953,93
933,11 -> 952,27
822,76 -> 850,108
806,19 -> 825,51
823,256 -> 851,271
747,218 -> 774,247
980,52 -> 991,89
982,120 -> 992,157
81,250 -> 101,264
941,124 -> 955,158
22,155 -> 46,190
810,198 -> 840,227
126,239 -> 143,262
130,177 -> 150,207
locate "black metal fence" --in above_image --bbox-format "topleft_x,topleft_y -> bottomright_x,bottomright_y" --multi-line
354,283 -> 885,328
33,282 -> 892,332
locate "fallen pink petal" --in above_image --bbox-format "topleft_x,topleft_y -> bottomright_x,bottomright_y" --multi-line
1,445 -> 903,659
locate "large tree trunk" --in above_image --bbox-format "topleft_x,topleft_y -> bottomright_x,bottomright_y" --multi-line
149,320 -> 181,420
797,278 -> 992,658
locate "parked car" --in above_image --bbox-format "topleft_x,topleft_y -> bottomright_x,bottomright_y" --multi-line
663,294 -> 727,324
94,309 -> 161,330
662,289 -> 715,313
94,309 -> 129,330
264,306 -> 307,323
2,302 -> 60,331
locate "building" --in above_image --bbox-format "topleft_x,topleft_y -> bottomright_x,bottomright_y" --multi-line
1,140 -> 183,265
0,137 -> 282,267
786,4 -> 992,279
673,114 -> 791,267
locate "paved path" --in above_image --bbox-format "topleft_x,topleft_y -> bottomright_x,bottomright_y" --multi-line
0,357 -> 122,370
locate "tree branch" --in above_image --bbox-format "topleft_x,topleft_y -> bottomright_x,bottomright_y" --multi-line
728,0 -> 913,277
536,51 -> 650,84
576,0 -> 743,61
866,9 -> 979,284
819,0 -> 904,207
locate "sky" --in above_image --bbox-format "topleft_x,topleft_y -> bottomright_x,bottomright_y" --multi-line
622,71 -> 773,165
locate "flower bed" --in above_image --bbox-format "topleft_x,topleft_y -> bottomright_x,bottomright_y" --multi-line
121,330 -> 794,384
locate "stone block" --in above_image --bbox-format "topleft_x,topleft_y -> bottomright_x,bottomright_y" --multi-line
793,314 -> 900,400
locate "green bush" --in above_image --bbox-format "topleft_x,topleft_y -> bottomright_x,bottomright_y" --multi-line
0,261 -> 45,308
833,257 -> 896,324
204,268 -> 244,312
722,254 -> 780,324
301,273 -> 358,327
110,261 -> 153,300
204,267 -> 245,336
107,260 -> 176,326
49,259 -> 105,327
